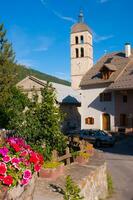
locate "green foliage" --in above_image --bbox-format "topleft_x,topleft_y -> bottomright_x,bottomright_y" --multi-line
0,23 -> 29,129
107,173 -> 114,196
14,83 -> 67,158
64,176 -> 84,200
43,161 -> 62,169
0,87 -> 29,128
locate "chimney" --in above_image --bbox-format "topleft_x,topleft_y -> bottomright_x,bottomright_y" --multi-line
125,43 -> 131,58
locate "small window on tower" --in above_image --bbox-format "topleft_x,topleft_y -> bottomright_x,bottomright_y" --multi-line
76,48 -> 79,58
80,35 -> 84,44
81,48 -> 84,57
75,36 -> 79,44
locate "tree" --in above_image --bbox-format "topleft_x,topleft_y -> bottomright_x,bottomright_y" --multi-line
0,22 -> 29,128
15,83 -> 67,157
37,83 -> 67,154
0,23 -> 16,104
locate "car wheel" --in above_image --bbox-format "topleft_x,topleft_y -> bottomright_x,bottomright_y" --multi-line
95,140 -> 101,148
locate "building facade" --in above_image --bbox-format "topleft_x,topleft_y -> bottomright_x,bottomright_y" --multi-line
71,12 -> 133,133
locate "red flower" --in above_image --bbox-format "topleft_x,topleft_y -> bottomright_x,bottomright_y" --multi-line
12,144 -> 21,152
0,162 -> 7,175
37,153 -> 44,165
34,164 -> 41,172
3,175 -> 13,186
29,153 -> 38,164
0,175 -> 4,181
20,150 -> 28,157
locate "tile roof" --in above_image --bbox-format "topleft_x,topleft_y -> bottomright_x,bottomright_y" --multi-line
80,51 -> 133,89
71,23 -> 92,34
108,60 -> 133,90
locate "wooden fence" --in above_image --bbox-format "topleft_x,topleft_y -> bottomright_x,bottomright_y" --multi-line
51,139 -> 89,165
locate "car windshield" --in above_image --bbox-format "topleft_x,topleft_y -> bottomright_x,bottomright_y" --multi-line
99,130 -> 108,136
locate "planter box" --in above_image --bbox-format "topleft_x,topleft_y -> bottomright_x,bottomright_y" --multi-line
2,173 -> 37,200
86,149 -> 94,156
39,164 -> 64,180
75,156 -> 89,165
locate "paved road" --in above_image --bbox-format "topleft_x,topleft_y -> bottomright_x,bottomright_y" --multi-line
101,137 -> 133,200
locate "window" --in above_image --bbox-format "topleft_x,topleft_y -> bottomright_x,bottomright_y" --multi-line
85,117 -> 94,125
81,48 -> 84,57
100,93 -> 112,102
75,48 -> 79,58
75,36 -> 79,44
100,67 -> 113,80
80,35 -> 84,44
123,95 -> 127,103
120,114 -> 127,127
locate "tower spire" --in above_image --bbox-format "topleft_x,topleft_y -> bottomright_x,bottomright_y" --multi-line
78,10 -> 84,23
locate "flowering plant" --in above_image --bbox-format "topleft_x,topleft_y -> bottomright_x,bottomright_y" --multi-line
0,137 -> 44,188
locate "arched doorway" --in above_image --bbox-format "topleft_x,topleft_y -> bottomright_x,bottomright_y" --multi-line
102,113 -> 110,131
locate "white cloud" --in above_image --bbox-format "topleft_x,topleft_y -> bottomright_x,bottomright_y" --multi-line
52,10 -> 76,23
98,0 -> 110,3
40,0 -> 76,23
93,32 -> 114,43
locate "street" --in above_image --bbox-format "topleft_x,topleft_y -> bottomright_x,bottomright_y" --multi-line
101,136 -> 133,200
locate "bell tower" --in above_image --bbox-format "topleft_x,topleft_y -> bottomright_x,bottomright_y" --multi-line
71,11 -> 93,90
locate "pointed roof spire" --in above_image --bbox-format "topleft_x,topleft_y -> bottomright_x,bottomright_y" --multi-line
78,10 -> 84,23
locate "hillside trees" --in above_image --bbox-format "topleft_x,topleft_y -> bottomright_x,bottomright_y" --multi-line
0,23 -> 28,128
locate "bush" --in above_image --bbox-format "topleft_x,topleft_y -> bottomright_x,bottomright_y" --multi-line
64,175 -> 84,200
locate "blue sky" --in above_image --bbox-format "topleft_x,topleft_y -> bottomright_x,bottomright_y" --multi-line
0,0 -> 133,81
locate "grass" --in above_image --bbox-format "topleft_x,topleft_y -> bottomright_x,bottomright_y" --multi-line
107,173 -> 114,198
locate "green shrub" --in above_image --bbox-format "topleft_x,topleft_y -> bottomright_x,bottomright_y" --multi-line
43,161 -> 63,169
64,175 -> 84,200
107,173 -> 114,196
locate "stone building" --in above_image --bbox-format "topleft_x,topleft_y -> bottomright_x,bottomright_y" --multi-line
17,76 -> 81,133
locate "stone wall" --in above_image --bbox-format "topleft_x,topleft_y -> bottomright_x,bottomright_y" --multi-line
79,162 -> 108,200
3,173 -> 37,200
33,153 -> 108,200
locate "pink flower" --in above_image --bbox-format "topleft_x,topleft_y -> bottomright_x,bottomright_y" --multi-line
11,157 -> 20,165
21,178 -> 30,186
0,147 -> 9,157
2,155 -> 11,163
23,170 -> 32,180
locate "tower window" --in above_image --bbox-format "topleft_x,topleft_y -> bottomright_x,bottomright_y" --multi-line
75,36 -> 79,44
75,48 -> 79,58
81,48 -> 84,57
80,35 -> 84,44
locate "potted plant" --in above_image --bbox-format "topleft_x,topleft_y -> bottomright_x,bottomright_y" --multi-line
85,143 -> 94,156
75,152 -> 90,165
39,161 -> 64,180
0,137 -> 44,199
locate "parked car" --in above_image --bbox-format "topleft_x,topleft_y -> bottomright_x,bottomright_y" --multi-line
79,129 -> 115,147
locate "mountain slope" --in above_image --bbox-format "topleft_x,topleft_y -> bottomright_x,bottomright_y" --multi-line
16,64 -> 71,86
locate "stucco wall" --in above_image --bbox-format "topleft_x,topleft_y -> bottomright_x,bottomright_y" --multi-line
81,88 -> 115,131
115,90 -> 133,132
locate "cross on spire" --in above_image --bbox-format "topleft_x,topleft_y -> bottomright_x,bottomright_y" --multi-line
78,10 -> 84,23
